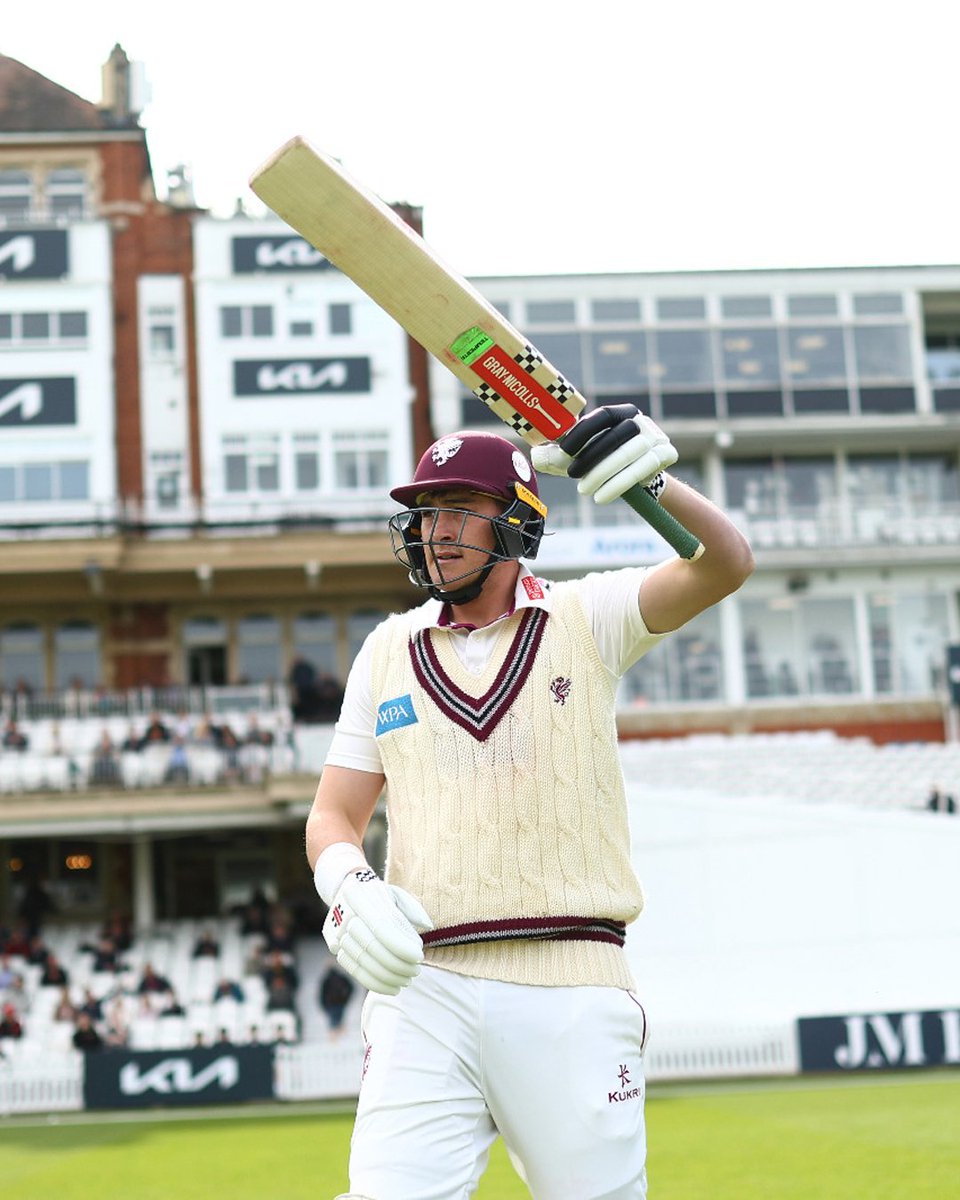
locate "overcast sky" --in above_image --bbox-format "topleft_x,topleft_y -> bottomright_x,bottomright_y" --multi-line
5,0 -> 958,277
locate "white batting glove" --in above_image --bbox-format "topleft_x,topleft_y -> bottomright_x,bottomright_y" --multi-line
322,867 -> 434,996
533,404 -> 678,505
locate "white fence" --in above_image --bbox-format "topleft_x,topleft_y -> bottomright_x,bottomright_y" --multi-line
0,1023 -> 797,1116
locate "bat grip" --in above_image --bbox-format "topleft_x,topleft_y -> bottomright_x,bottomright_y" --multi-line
619,483 -> 704,560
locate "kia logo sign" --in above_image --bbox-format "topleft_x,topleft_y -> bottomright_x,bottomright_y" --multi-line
83,1045 -> 275,1109
232,235 -> 336,273
234,357 -> 371,396
120,1055 -> 239,1095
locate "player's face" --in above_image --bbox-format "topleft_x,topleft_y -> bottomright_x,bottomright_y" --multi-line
416,490 -> 503,589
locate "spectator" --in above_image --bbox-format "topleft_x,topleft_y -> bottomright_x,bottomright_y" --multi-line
140,712 -> 171,748
212,978 -> 245,1003
54,987 -> 76,1022
92,936 -> 122,974
0,955 -> 19,992
265,972 -> 297,1015
319,963 -> 355,1038
926,785 -> 957,814
26,934 -> 51,967
218,724 -> 242,781
18,877 -> 54,937
90,730 -> 122,786
101,911 -> 133,952
2,718 -> 28,751
265,916 -> 295,956
262,949 -> 298,992
72,1011 -> 103,1052
119,724 -> 142,753
104,995 -> 130,1047
164,735 -> 191,784
40,953 -> 69,987
77,988 -> 104,1022
272,1022 -> 293,1044
136,962 -> 172,995
243,715 -> 274,747
216,1026 -> 233,1045
158,989 -> 186,1017
3,921 -> 31,956
0,1003 -> 23,1039
193,929 -> 220,958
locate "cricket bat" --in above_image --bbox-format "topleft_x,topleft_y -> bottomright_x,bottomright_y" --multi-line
249,136 -> 702,559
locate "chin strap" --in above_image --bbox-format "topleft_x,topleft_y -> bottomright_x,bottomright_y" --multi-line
424,558 -> 498,606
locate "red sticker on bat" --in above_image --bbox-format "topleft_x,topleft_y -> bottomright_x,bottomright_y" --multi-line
469,343 -> 576,439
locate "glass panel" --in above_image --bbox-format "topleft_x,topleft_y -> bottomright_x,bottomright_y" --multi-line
251,306 -> 273,336
295,452 -> 320,490
720,328 -> 780,385
527,300 -> 575,323
292,613 -> 339,681
255,456 -> 280,491
0,313 -> 11,340
347,610 -> 386,662
591,298 -> 641,322
224,454 -> 248,492
59,462 -> 89,500
149,324 -> 175,354
621,609 -> 722,703
526,332 -> 583,383
652,329 -> 713,387
656,297 -> 706,320
803,598 -> 858,694
853,293 -> 904,316
0,466 -> 15,502
23,464 -> 53,501
236,615 -> 282,684
54,622 -> 100,690
183,617 -> 227,646
869,593 -> 948,695
289,320 -> 313,337
587,330 -> 648,388
720,296 -> 772,319
853,324 -> 912,380
783,457 -> 836,512
22,312 -> 50,340
329,304 -> 352,334
59,312 -> 87,338
0,623 -> 45,692
724,458 -> 776,514
785,326 -> 847,382
220,307 -> 242,338
741,599 -> 802,698
367,450 -> 389,489
787,294 -> 838,317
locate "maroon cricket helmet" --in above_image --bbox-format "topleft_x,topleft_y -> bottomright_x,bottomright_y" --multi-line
390,431 -> 540,508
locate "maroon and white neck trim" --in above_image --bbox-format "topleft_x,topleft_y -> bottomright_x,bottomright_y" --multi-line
409,607 -> 548,742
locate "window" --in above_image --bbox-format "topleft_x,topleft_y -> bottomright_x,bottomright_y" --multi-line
45,167 -> 87,219
221,436 -> 280,494
741,596 -> 857,699
220,305 -> 274,338
289,320 -> 314,337
59,462 -> 89,501
0,623 -> 44,692
527,300 -> 576,324
333,432 -> 389,490
149,324 -> 175,355
787,294 -> 838,317
785,326 -> 847,382
868,593 -> 948,695
853,293 -> 904,316
0,310 -> 87,345
587,331 -> 648,388
852,325 -> 913,381
521,331 -> 583,385
292,612 -> 338,677
295,447 -> 320,490
329,304 -> 352,335
0,462 -> 86,504
59,312 -> 87,339
651,329 -> 714,387
622,609 -> 722,704
656,297 -> 706,320
720,328 -> 780,385
54,621 -> 100,690
236,614 -> 282,684
22,313 -> 50,340
721,296 -> 772,319
23,465 -> 53,501
347,610 -> 386,663
591,299 -> 642,322
0,169 -> 32,222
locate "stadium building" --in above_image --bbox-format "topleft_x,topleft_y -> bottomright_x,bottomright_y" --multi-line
0,46 -> 958,1110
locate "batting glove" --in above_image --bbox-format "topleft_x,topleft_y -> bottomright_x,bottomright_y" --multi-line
532,403 -> 678,505
322,868 -> 434,996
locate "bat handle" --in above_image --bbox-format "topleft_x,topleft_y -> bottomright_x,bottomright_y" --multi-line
619,483 -> 704,560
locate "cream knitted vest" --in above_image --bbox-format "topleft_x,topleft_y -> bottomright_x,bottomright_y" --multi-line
368,581 -> 642,988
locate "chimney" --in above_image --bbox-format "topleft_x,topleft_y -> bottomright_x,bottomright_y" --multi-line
100,44 -> 149,125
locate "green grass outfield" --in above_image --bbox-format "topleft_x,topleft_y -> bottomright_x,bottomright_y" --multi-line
2,1070 -> 957,1198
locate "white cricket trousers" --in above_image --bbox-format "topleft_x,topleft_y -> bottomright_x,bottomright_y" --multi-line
348,964 -> 649,1199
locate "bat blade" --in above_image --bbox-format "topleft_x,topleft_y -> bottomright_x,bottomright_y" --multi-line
249,136 -> 701,559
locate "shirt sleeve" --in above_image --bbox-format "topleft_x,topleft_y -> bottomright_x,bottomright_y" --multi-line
323,632 -> 384,774
575,562 -> 670,677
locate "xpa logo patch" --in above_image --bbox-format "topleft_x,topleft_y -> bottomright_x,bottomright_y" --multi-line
550,676 -> 572,705
376,694 -> 418,736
